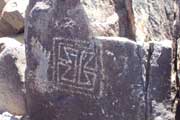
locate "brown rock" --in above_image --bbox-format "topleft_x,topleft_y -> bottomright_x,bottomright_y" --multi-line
0,0 -> 29,37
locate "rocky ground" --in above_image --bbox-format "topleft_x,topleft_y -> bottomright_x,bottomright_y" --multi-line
0,0 -> 179,120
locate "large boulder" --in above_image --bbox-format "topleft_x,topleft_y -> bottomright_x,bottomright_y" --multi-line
25,36 -> 146,120
25,0 -> 174,120
25,1 -> 143,120
0,0 -> 29,37
0,37 -> 26,115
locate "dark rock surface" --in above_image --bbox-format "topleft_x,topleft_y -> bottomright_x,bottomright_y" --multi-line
25,35 -> 146,120
146,41 -> 173,120
133,0 -> 174,42
25,0 -> 174,120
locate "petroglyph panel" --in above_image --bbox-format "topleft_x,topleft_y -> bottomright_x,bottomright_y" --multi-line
52,37 -> 101,96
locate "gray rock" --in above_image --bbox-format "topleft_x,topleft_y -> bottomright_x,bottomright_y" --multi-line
132,0 -> 174,42
25,35 -> 145,120
174,0 -> 180,39
0,37 -> 26,115
145,41 -> 174,120
25,0 -> 174,120
26,0 -> 135,41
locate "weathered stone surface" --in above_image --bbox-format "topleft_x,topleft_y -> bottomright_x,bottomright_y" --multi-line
0,0 -> 29,37
9,33 -> 24,43
25,35 -> 146,120
174,0 -> 180,39
145,41 -> 174,120
26,0 -> 135,41
25,0 -> 174,120
132,0 -> 174,42
0,37 -> 26,115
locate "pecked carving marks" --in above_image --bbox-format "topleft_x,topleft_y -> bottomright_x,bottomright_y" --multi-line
51,37 -> 102,96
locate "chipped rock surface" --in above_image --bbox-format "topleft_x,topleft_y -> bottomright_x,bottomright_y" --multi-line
0,37 -> 26,115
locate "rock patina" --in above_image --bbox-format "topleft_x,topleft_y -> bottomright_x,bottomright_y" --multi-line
25,35 -> 146,120
25,0 -> 173,120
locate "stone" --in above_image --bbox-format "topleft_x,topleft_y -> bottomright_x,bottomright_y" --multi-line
25,0 -> 174,120
25,1 -> 144,120
145,40 -> 174,120
0,37 -> 26,115
25,35 -> 146,120
132,0 -> 174,42
0,0 -> 29,37
26,0 -> 135,41
0,112 -> 22,120
174,0 -> 180,39
0,0 -> 9,12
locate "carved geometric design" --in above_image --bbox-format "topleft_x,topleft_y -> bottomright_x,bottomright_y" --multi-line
52,37 -> 100,96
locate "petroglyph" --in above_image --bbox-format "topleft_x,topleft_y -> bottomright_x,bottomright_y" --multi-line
52,37 -> 101,96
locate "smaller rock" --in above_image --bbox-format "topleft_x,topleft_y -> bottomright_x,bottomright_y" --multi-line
0,0 -> 29,37
0,37 -> 26,115
0,112 -> 22,120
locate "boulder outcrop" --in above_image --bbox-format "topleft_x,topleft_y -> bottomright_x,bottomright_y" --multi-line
0,37 -> 26,115
25,0 -> 174,120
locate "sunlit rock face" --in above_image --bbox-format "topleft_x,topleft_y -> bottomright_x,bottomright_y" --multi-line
26,0 -> 135,41
0,112 -> 22,120
0,37 -> 26,115
132,0 -> 174,42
